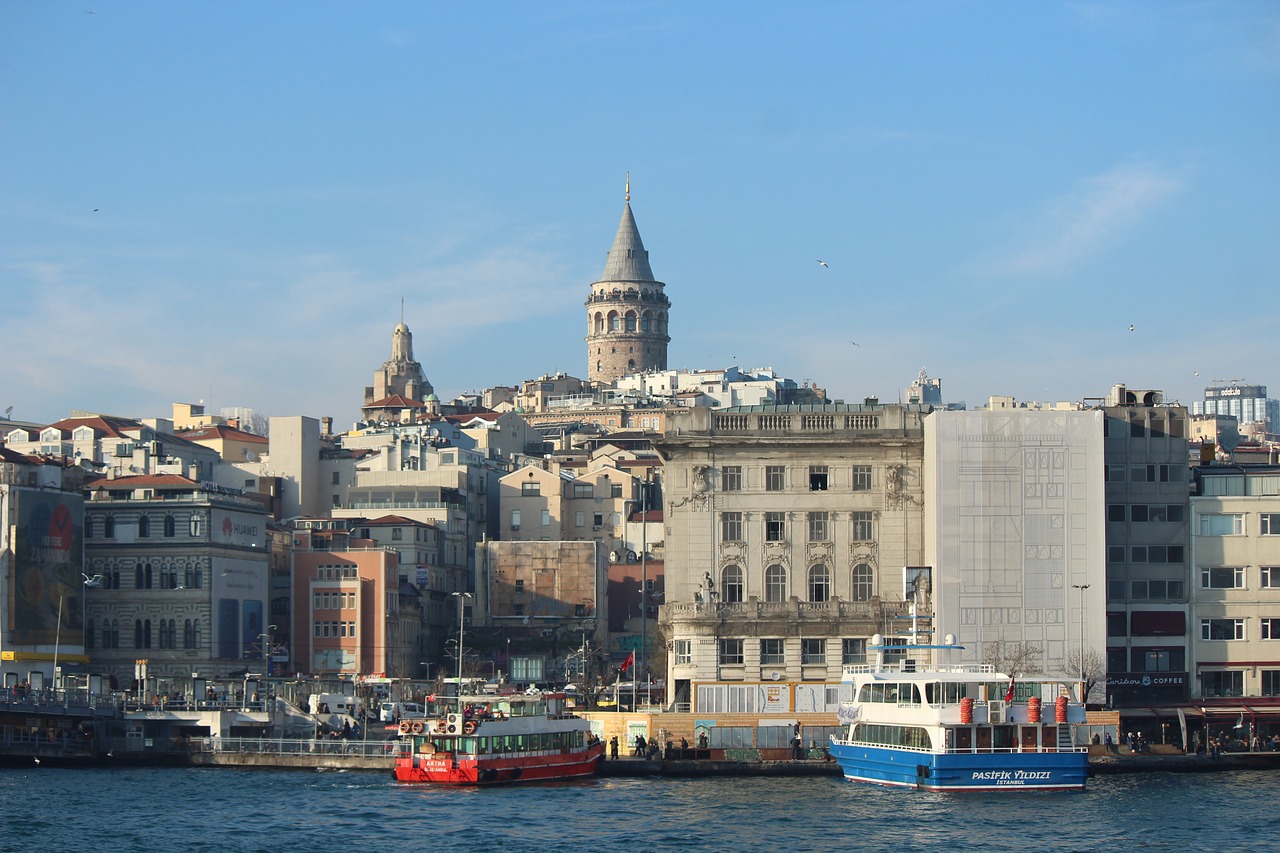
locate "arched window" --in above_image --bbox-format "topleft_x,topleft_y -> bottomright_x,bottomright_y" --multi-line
164,514 -> 175,537
110,619 -> 120,649
625,312 -> 637,332
189,514 -> 202,537
138,515 -> 150,538
594,313 -> 604,334
193,619 -> 202,650
641,312 -> 650,332
144,563 -> 153,589
184,619 -> 195,649
721,565 -> 744,603
765,564 -> 787,602
628,359 -> 636,372
134,619 -> 144,648
808,564 -> 831,602
86,517 -> 95,539
135,564 -> 144,589
86,619 -> 95,650
852,563 -> 874,602
610,313 -> 621,331
104,517 -> 115,538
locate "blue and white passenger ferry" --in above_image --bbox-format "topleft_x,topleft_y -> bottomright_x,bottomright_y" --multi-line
828,633 -> 1089,792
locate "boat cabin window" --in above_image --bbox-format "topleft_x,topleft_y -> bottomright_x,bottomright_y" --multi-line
859,682 -> 921,704
924,682 -> 968,705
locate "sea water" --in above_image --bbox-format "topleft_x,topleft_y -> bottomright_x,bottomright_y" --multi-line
3,766 -> 1277,852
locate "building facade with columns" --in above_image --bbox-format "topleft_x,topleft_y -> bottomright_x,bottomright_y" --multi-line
655,403 -> 927,715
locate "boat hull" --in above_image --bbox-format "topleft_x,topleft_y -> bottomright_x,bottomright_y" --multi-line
828,742 -> 1087,792
394,743 -> 605,786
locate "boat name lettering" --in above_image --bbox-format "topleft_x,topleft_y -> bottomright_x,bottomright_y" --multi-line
970,770 -> 1052,782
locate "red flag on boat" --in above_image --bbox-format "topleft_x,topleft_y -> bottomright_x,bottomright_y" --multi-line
621,651 -> 635,673
1003,676 -> 1016,703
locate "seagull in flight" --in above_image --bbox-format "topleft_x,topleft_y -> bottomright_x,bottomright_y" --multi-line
1128,324 -> 1134,332
817,260 -> 828,268
850,341 -> 860,347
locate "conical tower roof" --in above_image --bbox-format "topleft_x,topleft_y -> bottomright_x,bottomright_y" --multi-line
599,202 -> 655,282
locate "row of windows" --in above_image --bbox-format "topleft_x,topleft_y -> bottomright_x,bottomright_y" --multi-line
315,566 -> 359,580
1200,618 -> 1280,640
314,592 -> 356,610
92,565 -> 204,591
1107,579 -> 1185,601
1105,464 -> 1181,483
509,510 -> 615,529
1107,504 -> 1186,523
1197,566 -> 1280,590
712,564 -> 878,604
719,465 -> 875,493
89,514 -> 203,539
721,511 -> 875,543
313,621 -> 357,638
85,618 -> 202,650
1198,513 -> 1280,536
1108,545 -> 1185,564
1201,670 -> 1280,698
715,637 -> 870,666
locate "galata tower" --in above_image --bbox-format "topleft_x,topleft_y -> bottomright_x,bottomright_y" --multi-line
585,177 -> 670,385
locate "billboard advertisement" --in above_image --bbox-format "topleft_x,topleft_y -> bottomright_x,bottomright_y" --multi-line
9,490 -> 85,646
211,556 -> 268,659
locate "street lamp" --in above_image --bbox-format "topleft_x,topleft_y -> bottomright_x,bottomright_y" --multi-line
451,592 -> 472,716
1071,584 -> 1090,700
259,624 -> 277,679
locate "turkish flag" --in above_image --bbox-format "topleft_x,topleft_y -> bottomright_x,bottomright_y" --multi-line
621,651 -> 635,673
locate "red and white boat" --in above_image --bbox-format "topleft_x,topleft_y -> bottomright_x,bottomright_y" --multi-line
394,692 -> 604,785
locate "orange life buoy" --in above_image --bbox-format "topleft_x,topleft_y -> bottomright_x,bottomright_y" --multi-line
411,720 -> 425,734
462,719 -> 478,735
399,721 -> 411,734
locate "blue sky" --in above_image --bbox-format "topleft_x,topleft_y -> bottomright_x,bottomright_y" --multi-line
3,1 -> 1277,427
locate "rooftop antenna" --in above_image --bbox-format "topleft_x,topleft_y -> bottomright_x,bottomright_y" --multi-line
400,296 -> 404,324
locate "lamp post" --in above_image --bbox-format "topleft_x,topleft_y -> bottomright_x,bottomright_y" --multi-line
451,592 -> 472,716
259,625 -> 277,680
1071,583 -> 1090,700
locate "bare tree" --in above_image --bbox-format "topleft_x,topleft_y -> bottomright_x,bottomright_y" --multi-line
981,640 -> 1044,676
1060,647 -> 1106,704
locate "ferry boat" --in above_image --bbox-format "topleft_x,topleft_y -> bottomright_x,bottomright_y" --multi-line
393,692 -> 604,785
828,634 -> 1089,792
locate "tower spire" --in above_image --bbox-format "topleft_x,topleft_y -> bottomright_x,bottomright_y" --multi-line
625,171 -> 630,203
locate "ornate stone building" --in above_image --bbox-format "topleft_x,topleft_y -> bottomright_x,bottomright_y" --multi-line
585,180 -> 670,385
364,319 -> 435,410
655,403 -> 928,715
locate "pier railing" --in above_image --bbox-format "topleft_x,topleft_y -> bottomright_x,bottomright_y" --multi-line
194,736 -> 409,758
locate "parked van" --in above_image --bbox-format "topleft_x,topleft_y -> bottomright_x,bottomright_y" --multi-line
380,701 -> 425,723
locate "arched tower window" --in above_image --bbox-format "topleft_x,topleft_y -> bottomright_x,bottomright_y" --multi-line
625,312 -> 637,332
852,564 -> 874,601
808,564 -> 831,602
594,313 -> 605,334
765,564 -> 787,602
721,565 -> 744,603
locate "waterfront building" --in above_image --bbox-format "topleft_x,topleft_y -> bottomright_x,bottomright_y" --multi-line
0,448 -> 89,688
82,474 -> 270,686
474,539 -> 607,685
585,180 -> 670,385
655,403 -> 926,714
289,518 -> 414,677
1188,463 -> 1280,732
925,408 -> 1107,682
1099,387 -> 1192,711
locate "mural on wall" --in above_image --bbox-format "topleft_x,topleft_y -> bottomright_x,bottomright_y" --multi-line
10,491 -> 84,645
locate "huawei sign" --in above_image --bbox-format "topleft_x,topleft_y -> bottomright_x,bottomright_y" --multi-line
222,516 -> 234,537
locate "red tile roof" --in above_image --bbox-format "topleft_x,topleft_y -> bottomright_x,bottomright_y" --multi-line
177,424 -> 269,444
